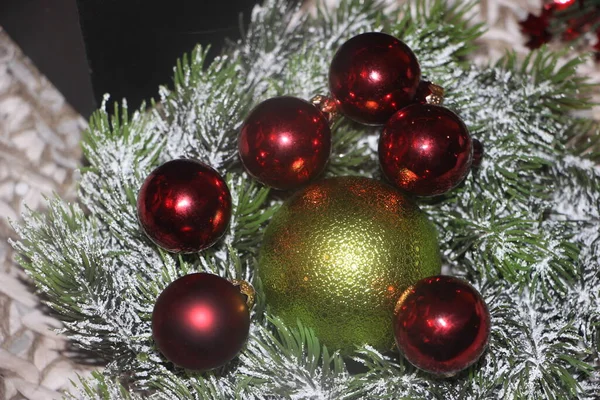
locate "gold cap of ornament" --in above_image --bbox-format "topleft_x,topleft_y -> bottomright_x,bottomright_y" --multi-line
230,279 -> 256,309
424,82 -> 445,105
310,94 -> 339,123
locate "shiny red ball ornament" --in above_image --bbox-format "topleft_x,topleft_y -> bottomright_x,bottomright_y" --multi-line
394,275 -> 491,376
329,32 -> 421,125
553,0 -> 576,9
137,159 -> 232,253
379,104 -> 472,196
238,96 -> 332,190
152,273 -> 251,371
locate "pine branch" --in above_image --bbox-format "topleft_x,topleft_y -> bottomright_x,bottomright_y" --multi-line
503,291 -> 592,399
270,0 -> 387,99
433,196 -> 580,298
80,102 -> 163,265
226,174 -> 278,254
9,200 -> 139,360
65,372 -> 138,400
420,47 -> 599,300
326,120 -> 377,177
550,160 -> 600,351
160,47 -> 251,169
313,0 -> 386,50
234,0 -> 307,97
238,316 -> 351,399
395,0 -> 485,77
348,346 -> 434,399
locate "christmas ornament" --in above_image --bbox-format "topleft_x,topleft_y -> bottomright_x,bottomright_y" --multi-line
328,32 -> 421,125
554,0 -> 576,9
394,275 -> 491,376
258,176 -> 441,353
562,25 -> 580,41
152,273 -> 254,371
137,159 -> 232,253
379,104 -> 473,196
238,96 -> 332,190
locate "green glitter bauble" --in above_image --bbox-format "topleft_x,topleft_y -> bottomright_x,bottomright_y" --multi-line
258,176 -> 441,353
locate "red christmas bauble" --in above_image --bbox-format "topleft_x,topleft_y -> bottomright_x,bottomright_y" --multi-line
238,96 -> 332,190
137,159 -> 232,253
394,275 -> 491,376
152,273 -> 251,371
329,32 -> 421,125
379,104 -> 472,196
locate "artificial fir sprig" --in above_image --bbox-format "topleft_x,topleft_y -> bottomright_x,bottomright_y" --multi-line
161,48 -> 250,169
394,0 -> 484,75
9,0 -> 600,398
424,48 -> 598,295
238,317 -> 349,399
65,371 -> 137,400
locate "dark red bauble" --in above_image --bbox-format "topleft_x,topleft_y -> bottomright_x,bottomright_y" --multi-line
238,96 -> 332,190
394,275 -> 491,376
379,104 -> 473,196
137,159 -> 232,253
329,32 -> 421,125
152,273 -> 251,371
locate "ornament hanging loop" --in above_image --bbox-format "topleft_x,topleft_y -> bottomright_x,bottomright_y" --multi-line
230,279 -> 256,309
421,82 -> 445,105
310,94 -> 340,124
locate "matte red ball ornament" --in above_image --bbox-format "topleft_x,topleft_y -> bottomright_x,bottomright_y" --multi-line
329,32 -> 421,125
238,96 -> 332,190
137,159 -> 232,253
152,273 -> 252,371
379,104 -> 473,196
394,275 -> 491,376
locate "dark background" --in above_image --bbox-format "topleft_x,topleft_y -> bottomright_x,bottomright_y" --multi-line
0,0 -> 261,118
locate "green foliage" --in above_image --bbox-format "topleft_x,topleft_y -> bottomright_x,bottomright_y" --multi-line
226,174 -> 278,254
395,0 -> 485,74
66,371 -> 138,400
10,201 -> 126,355
163,46 -> 251,168
327,120 -> 376,177
239,317 -> 350,398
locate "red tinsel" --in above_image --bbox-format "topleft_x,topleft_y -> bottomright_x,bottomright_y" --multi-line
520,0 -> 600,59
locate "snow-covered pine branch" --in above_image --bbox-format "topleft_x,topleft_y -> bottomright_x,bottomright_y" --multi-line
9,0 -> 599,398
